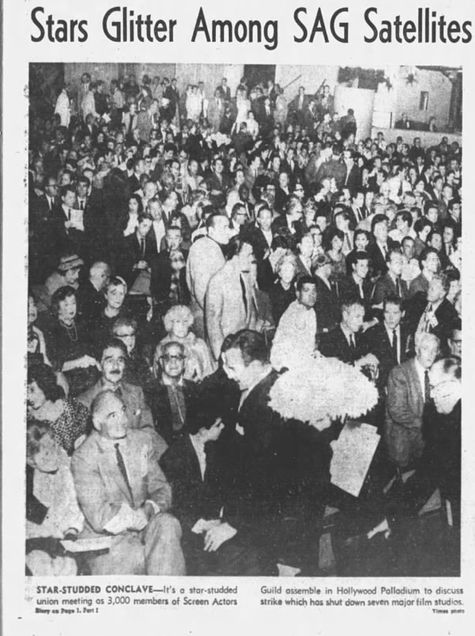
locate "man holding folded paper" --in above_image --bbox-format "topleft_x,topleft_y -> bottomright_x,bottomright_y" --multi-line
71,390 -> 185,575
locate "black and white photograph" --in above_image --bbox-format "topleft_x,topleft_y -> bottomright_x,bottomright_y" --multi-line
25,61 -> 462,579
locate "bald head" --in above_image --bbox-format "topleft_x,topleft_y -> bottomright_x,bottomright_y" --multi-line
89,261 -> 110,291
91,390 -> 128,439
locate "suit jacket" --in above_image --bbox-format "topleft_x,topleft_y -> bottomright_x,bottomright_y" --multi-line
122,112 -> 138,135
72,429 -> 171,538
405,294 -> 459,345
318,325 -> 367,363
372,273 -> 409,307
343,165 -> 361,196
150,249 -> 190,305
147,380 -> 199,445
367,240 -> 398,278
407,400 -> 461,521
159,435 -> 225,532
362,322 -> 411,388
32,194 -> 59,223
186,236 -> 225,313
409,272 -> 430,297
295,255 -> 313,279
384,358 -> 425,468
244,226 -> 274,290
339,275 -> 374,318
120,233 -> 156,286
205,261 -> 254,359
237,369 -> 332,525
78,380 -> 155,432
76,279 -> 106,325
314,276 -> 340,335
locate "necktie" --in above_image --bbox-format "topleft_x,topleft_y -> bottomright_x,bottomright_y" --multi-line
115,443 -> 134,503
425,303 -> 433,332
392,329 -> 398,362
349,334 -> 356,351
140,237 -> 146,258
68,208 -> 71,221
424,370 -> 431,403
80,199 -> 84,210
395,277 -> 401,297
114,386 -> 123,398
240,276 -> 248,316
128,114 -> 134,134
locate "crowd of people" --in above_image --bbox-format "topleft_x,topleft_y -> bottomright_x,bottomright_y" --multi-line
26,67 -> 462,577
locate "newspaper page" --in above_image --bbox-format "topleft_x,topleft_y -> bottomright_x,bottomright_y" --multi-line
2,0 -> 475,634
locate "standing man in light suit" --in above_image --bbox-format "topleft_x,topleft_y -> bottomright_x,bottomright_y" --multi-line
205,237 -> 256,361
186,212 -> 230,338
72,390 -> 185,575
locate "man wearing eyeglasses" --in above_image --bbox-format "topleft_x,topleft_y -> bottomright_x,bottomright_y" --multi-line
149,341 -> 199,445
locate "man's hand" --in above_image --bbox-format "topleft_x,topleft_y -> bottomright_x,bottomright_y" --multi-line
203,522 -> 237,552
355,353 -> 379,369
144,501 -> 158,522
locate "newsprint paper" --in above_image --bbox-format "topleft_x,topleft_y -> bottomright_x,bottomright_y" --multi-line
2,0 -> 475,634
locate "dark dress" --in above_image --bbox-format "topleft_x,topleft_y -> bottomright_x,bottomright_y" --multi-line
44,319 -> 99,397
269,281 -> 296,325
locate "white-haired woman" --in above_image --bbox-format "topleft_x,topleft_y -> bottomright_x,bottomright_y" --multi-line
158,305 -> 216,381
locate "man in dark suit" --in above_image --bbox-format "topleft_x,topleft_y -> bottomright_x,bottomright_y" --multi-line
120,214 -> 155,287
339,251 -> 374,321
313,253 -> 340,335
160,416 -> 267,575
405,273 -> 459,347
348,191 -> 366,227
51,184 -> 86,256
76,176 -> 107,261
205,157 -> 231,210
33,176 -> 60,222
319,298 -> 378,369
372,250 -> 409,313
244,206 -> 274,291
363,296 -> 411,388
271,197 -> 304,248
342,150 -> 361,196
150,226 -> 189,310
289,86 -> 310,126
222,330 -> 334,573
147,341 -> 199,445
367,214 -> 398,279
76,261 -> 110,326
